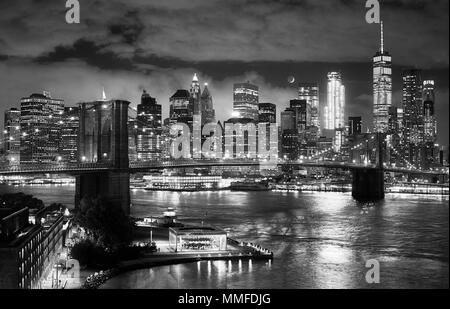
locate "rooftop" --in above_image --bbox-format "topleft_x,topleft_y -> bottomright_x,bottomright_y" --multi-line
170,225 -> 227,235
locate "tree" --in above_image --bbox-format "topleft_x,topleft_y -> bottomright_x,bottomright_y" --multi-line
0,193 -> 44,210
74,197 -> 134,249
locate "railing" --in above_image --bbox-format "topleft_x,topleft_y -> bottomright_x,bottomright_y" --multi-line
0,162 -> 113,174
0,159 -> 447,176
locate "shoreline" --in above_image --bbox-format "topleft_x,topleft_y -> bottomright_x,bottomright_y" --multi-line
84,238 -> 273,289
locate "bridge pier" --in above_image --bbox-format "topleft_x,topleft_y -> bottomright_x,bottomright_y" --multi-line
352,168 -> 385,201
75,171 -> 130,215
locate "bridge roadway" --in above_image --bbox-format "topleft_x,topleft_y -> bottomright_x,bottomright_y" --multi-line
0,160 -> 447,176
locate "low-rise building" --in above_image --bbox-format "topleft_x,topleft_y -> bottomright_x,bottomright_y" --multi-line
169,226 -> 227,252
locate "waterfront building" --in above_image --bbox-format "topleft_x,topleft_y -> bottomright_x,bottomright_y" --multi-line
258,103 -> 276,124
169,226 -> 227,252
20,92 -> 64,163
61,107 -> 79,162
0,204 -> 65,289
233,82 -> 259,121
298,83 -> 320,135
373,22 -> 392,133
3,108 -> 21,163
136,90 -> 162,161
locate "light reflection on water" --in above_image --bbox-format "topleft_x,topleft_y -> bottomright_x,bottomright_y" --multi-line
0,185 -> 448,288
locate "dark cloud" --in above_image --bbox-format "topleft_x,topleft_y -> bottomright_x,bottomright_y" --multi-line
36,39 -> 135,71
108,10 -> 145,45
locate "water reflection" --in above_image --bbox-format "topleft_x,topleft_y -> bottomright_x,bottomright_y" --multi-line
0,185 -> 447,289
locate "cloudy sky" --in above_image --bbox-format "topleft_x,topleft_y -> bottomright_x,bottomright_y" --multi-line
0,0 -> 448,145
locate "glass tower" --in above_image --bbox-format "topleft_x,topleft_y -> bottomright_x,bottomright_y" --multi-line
373,22 -> 392,133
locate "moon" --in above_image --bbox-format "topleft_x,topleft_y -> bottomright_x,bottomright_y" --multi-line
288,76 -> 295,84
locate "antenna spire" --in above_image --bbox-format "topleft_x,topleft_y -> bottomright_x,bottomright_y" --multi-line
102,87 -> 107,101
380,21 -> 384,53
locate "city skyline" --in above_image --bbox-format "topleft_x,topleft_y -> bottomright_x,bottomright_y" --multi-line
0,0 -> 448,147
0,0 -> 449,292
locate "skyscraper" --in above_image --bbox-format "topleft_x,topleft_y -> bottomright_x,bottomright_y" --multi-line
289,100 -> 310,133
3,108 -> 21,163
200,83 -> 216,125
402,69 -> 423,145
299,83 -> 320,134
20,92 -> 64,163
348,117 -> 362,136
423,80 -> 437,143
190,73 -> 202,115
280,109 -> 296,132
258,103 -> 276,124
325,72 -> 345,151
61,106 -> 79,162
325,72 -> 345,130
136,90 -> 162,160
402,69 -> 424,166
373,22 -> 392,133
169,89 -> 192,125
233,82 -> 259,121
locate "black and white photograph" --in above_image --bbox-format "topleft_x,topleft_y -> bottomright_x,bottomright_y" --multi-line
0,0 -> 448,299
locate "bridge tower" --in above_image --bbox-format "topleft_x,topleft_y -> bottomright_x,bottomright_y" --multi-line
352,132 -> 385,201
75,100 -> 131,215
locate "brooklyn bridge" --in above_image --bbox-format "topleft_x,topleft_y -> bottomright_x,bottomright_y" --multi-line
0,100 -> 447,214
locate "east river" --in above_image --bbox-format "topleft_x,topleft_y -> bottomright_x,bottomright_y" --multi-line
1,184 -> 448,289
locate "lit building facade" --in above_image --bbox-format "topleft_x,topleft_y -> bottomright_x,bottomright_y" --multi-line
223,118 -> 258,159
402,69 -> 424,167
61,106 -> 79,162
136,90 -> 162,161
190,73 -> 202,116
290,100 -> 310,133
233,82 -> 259,121
20,92 -> 64,163
325,72 -> 345,130
298,83 -> 320,135
169,90 -> 193,126
325,72 -> 345,151
0,205 -> 65,289
258,103 -> 276,124
4,108 -> 21,163
169,226 -> 227,252
423,80 -> 437,143
402,69 -> 424,145
373,22 -> 392,133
